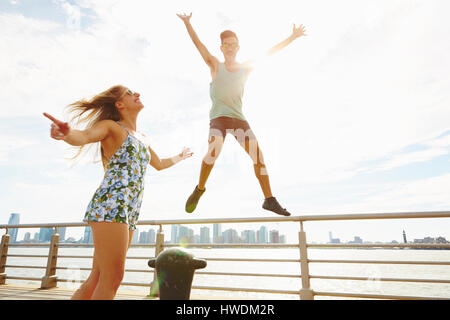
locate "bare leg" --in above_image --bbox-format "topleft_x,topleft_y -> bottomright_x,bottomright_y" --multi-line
89,221 -> 129,300
70,250 -> 100,300
198,135 -> 224,190
234,133 -> 273,199
71,228 -> 134,300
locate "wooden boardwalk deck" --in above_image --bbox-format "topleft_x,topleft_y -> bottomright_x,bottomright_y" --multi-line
0,284 -> 246,300
0,284 -> 153,300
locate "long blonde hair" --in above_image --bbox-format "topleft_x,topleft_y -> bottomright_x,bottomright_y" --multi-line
66,85 -> 124,168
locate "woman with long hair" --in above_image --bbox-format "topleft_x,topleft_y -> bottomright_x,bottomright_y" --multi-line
43,85 -> 193,300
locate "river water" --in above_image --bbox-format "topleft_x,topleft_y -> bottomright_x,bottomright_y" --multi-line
5,247 -> 450,300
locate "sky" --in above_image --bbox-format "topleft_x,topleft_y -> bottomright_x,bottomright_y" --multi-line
1,0 -> 450,243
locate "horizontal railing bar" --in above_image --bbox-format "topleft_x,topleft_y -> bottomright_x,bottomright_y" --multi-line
55,266 -> 154,274
57,255 -> 93,259
167,243 -> 298,248
310,274 -> 450,284
128,245 -> 156,248
56,278 -> 83,283
6,254 -> 48,258
5,265 -> 46,269
57,244 -> 94,248
308,243 -> 450,248
191,285 -> 299,295
2,210 -> 449,231
309,259 -> 450,265
313,291 -> 449,300
8,244 -> 50,247
58,255 -> 300,262
57,279 -> 152,288
123,269 -> 153,273
57,255 -> 153,260
196,271 -> 301,278
5,276 -> 41,281
56,267 -> 92,271
120,282 -> 152,287
202,258 -> 300,263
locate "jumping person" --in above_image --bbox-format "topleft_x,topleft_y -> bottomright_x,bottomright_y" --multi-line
43,85 -> 193,300
177,12 -> 306,216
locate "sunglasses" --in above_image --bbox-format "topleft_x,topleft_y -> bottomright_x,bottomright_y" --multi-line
221,43 -> 239,49
124,89 -> 135,96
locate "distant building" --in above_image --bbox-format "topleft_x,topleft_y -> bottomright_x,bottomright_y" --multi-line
328,231 -> 340,244
241,230 -> 256,244
148,229 -> 155,243
414,237 -> 435,244
39,228 -> 54,242
257,226 -> 268,244
349,236 -> 363,244
178,226 -> 193,244
132,229 -> 139,244
436,236 -> 448,243
24,232 -> 31,242
58,227 -> 66,241
138,229 -> 156,244
171,225 -> 179,244
200,227 -> 210,244
83,226 -> 93,244
213,224 -> 222,243
270,230 -> 280,243
8,213 -> 20,243
403,230 -> 407,243
223,229 -> 240,243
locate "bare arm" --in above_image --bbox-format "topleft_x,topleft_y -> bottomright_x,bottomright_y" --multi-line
177,13 -> 218,70
149,146 -> 193,171
43,112 -> 112,146
266,24 -> 307,56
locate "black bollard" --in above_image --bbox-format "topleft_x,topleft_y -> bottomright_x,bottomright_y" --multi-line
148,247 -> 207,300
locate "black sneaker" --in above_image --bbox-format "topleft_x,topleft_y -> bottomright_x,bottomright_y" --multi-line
262,197 -> 291,216
185,185 -> 206,213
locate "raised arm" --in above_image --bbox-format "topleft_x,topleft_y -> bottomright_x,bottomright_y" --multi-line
43,112 -> 112,146
266,23 -> 307,56
149,146 -> 193,171
177,12 -> 218,70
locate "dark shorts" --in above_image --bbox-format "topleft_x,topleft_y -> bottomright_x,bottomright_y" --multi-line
209,116 -> 257,143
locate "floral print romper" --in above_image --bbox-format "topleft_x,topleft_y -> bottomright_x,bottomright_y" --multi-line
83,122 -> 150,230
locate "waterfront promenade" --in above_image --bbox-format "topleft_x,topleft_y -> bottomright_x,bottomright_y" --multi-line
2,212 -> 450,300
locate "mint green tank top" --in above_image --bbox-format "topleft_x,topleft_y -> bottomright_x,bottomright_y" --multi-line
209,63 -> 250,121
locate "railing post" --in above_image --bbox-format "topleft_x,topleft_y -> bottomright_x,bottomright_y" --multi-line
41,228 -> 59,289
0,230 -> 10,285
298,221 -> 314,300
150,225 -> 164,297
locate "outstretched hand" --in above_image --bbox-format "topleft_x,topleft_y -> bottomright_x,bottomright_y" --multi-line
179,147 -> 194,160
176,12 -> 192,23
43,112 -> 71,140
291,24 -> 307,39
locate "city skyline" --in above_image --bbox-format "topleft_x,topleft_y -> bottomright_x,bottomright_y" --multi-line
6,213 -> 448,246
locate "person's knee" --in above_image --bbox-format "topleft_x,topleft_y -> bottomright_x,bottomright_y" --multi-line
203,153 -> 218,165
254,163 -> 268,177
101,264 -> 125,290
204,136 -> 223,165
110,271 -> 125,291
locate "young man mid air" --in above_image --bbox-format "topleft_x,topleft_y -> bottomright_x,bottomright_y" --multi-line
177,12 -> 307,216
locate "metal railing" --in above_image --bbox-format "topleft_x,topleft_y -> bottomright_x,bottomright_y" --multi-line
1,211 -> 450,299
